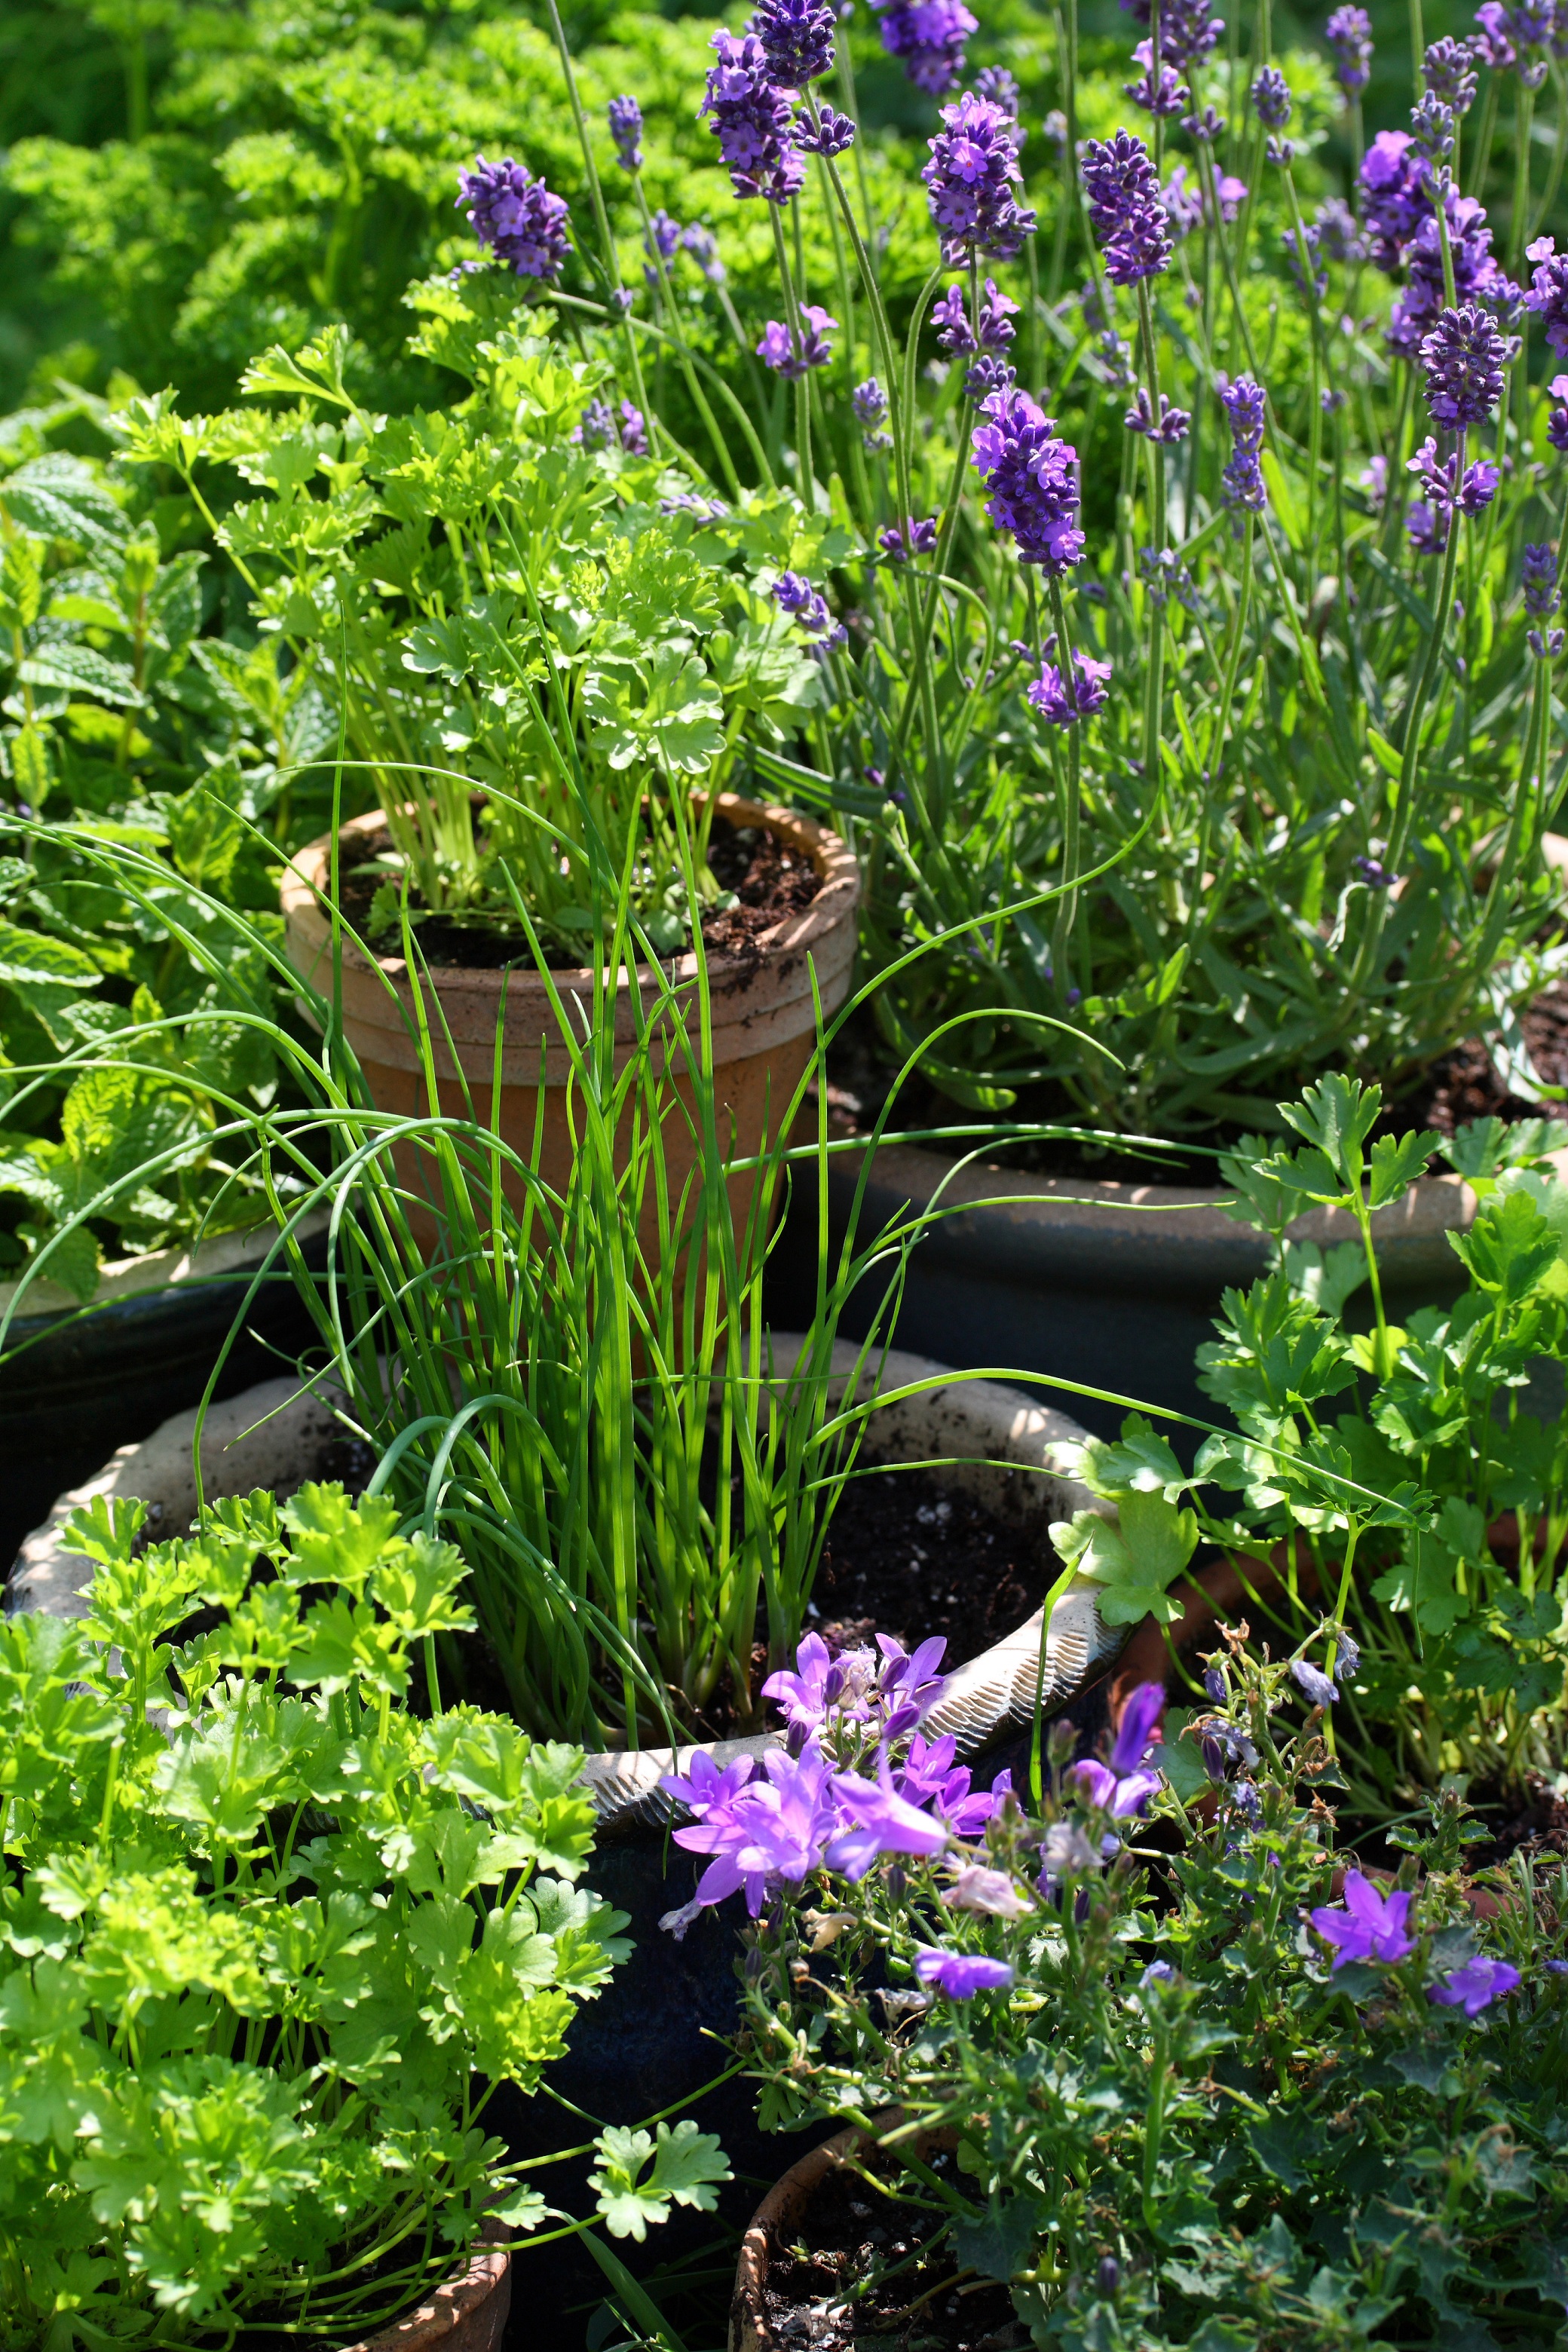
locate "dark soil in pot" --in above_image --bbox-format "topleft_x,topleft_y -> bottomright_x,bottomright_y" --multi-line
757,2147 -> 1022,2352
333,813 -> 822,972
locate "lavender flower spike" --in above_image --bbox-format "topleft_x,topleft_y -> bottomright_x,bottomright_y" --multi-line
1125,387 -> 1192,443
1419,301 -> 1508,426
1217,373 -> 1268,513
970,387 -> 1085,571
1524,236 -> 1568,357
608,95 -> 644,172
914,1946 -> 1015,1998
1309,1870 -> 1418,1968
1029,649 -> 1113,729
1081,130 -> 1172,286
750,0 -> 836,85
853,376 -> 891,448
1524,541 -> 1559,613
757,304 -> 838,375
1325,5 -> 1374,95
873,0 -> 976,94
1251,64 -> 1293,127
700,29 -> 804,204
923,91 -> 1037,265
1423,35 -> 1478,112
456,155 -> 571,281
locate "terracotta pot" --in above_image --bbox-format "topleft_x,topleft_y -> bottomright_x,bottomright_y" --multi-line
280,794 -> 859,1247
344,2223 -> 511,2352
729,2115 -> 953,2352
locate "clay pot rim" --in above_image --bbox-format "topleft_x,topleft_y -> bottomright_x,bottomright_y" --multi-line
280,792 -> 860,998
333,2220 -> 511,2352
730,2112 -> 951,2352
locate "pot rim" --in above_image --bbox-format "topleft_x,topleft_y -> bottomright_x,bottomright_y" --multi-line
729,2111 -> 947,2352
280,792 -> 859,998
7,1343 -> 1126,1811
323,2220 -> 512,2352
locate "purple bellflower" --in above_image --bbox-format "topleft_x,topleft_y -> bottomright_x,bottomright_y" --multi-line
456,156 -> 571,281
701,30 -> 804,204
1325,5 -> 1374,93
1082,130 -> 1173,286
1309,1870 -> 1418,1967
1334,1630 -> 1362,1680
914,1946 -> 1015,1997
923,91 -> 1038,265
1291,1657 -> 1337,1708
750,0 -> 837,85
1429,1956 -> 1522,2014
873,0 -> 977,94
757,304 -> 838,375
1066,1678 -> 1165,1808
826,1759 -> 954,1878
970,387 -> 1086,571
944,1862 -> 1033,1917
1419,302 -> 1509,425
666,1744 -> 841,1927
608,95 -> 644,171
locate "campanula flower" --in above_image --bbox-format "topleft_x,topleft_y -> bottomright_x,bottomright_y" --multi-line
944,1862 -> 1034,1917
914,1946 -> 1015,1996
1309,1870 -> 1418,1967
1291,1658 -> 1337,1708
826,1758 -> 953,1877
1429,1956 -> 1522,2014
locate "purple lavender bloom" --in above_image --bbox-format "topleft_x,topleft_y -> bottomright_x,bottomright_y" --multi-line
874,0 -> 977,93
1407,499 -> 1446,553
1549,371 -> 1568,449
799,104 -> 856,153
701,29 -> 805,204
1360,130 -> 1429,272
757,302 -> 838,375
1410,90 -> 1457,173
979,278 -> 1020,346
1472,0 -> 1517,67
1424,35 -> 1479,111
1361,453 -> 1389,507
1312,195 -> 1364,265
1291,1657 -> 1337,1708
1162,0 -> 1225,69
575,396 -> 617,449
1499,0 -> 1554,81
975,64 -> 1021,115
914,1946 -> 1015,1997
1309,1870 -> 1418,1967
751,0 -> 836,84
1082,130 -> 1173,286
681,222 -> 726,282
1251,64 -> 1293,127
970,387 -> 1085,571
608,94 -> 644,172
1125,44 -> 1188,118
923,91 -> 1037,265
1429,1956 -> 1522,2014
1355,854 -> 1397,884
1161,164 -> 1205,237
1125,387 -> 1192,442
1524,541 -> 1559,613
644,209 -> 682,287
1525,234 -> 1568,354
880,516 -> 939,560
1325,4 -> 1374,93
772,572 -> 841,645
966,353 -> 1017,398
618,400 -> 648,455
933,283 -> 977,352
1420,301 -> 1508,425
456,155 -> 571,281
827,1759 -> 952,1877
1409,433 -> 1500,517
1218,372 -> 1268,512
853,376 -> 891,449
1386,193 -> 1519,359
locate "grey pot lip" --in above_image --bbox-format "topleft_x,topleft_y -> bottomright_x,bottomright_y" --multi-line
5,1341 -> 1125,1833
822,1125 -> 1541,1295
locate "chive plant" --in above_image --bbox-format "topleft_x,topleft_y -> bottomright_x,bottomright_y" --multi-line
447,0 -> 1568,1135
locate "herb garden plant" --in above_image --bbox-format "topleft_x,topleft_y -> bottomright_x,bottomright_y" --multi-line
0,1481 -> 727,2347
715,1633 -> 1568,2348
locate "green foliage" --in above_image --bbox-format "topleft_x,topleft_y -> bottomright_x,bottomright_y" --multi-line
0,1484 -> 724,2347
1191,1089 -> 1568,1808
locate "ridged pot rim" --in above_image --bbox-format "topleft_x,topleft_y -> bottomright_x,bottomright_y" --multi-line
280,791 -> 860,1002
6,1343 -> 1129,1816
342,2222 -> 511,2352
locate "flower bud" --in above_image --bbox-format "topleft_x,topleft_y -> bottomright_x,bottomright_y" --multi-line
884,1864 -> 908,1901
1097,2255 -> 1120,2294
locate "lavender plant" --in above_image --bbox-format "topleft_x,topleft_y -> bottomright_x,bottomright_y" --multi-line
409,0 -> 1568,1138
677,1628 -> 1568,2344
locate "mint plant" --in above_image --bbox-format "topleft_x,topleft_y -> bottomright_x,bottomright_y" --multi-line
722,1630 -> 1568,2349
0,1484 -> 727,2346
